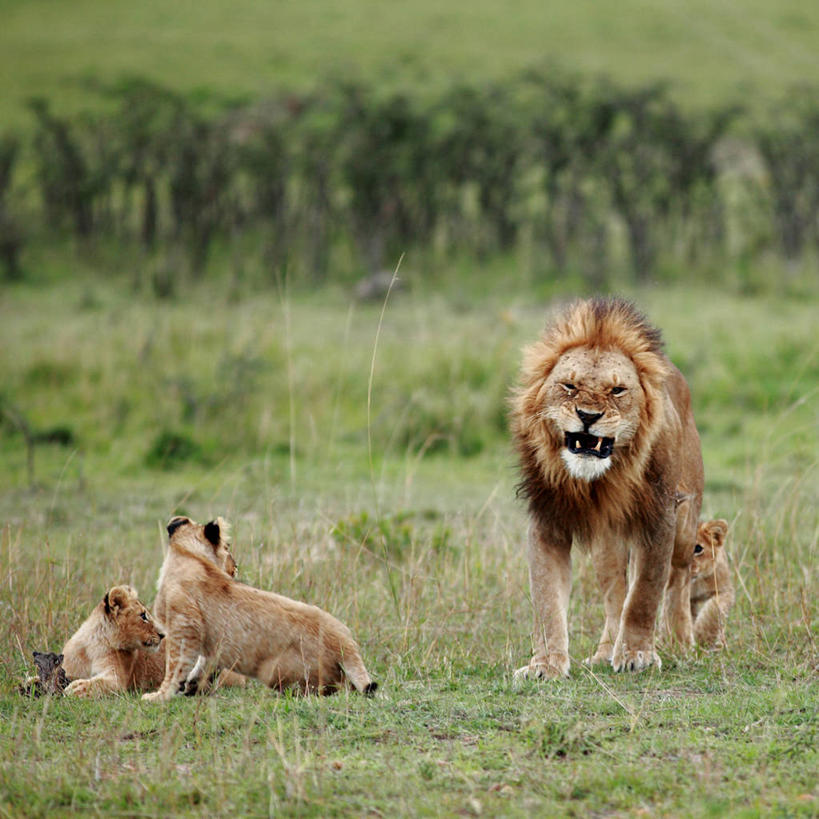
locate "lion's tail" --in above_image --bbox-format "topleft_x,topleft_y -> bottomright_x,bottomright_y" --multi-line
339,641 -> 377,696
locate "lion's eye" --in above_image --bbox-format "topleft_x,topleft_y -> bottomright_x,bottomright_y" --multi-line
562,383 -> 576,392
693,544 -> 704,555
140,612 -> 149,621
611,386 -> 626,396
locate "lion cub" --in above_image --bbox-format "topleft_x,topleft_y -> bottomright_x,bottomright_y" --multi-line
690,519 -> 734,647
144,516 -> 377,702
61,585 -> 166,698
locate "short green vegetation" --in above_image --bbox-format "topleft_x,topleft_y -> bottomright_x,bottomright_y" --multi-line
0,275 -> 816,816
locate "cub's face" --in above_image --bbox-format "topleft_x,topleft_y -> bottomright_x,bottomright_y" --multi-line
544,347 -> 644,481
166,515 -> 238,577
104,586 -> 164,652
691,519 -> 728,578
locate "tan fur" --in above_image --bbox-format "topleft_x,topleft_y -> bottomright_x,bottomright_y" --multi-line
690,519 -> 734,647
153,517 -> 246,694
143,516 -> 376,702
511,298 -> 704,680
62,586 -> 165,698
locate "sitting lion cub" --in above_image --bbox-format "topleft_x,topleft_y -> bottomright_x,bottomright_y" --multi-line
690,519 -> 734,647
62,585 -> 165,698
143,516 -> 377,702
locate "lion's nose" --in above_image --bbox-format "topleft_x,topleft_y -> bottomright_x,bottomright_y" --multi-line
576,408 -> 603,428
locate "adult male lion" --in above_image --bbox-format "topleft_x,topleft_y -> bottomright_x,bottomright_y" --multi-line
511,297 -> 703,679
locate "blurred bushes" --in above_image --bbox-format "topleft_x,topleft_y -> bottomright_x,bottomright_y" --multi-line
4,70 -> 819,285
331,509 -> 452,560
144,429 -> 205,469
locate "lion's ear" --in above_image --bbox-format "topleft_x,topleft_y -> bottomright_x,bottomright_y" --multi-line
204,517 -> 230,548
167,516 -> 190,538
104,585 -> 132,616
204,519 -> 221,547
706,519 -> 728,548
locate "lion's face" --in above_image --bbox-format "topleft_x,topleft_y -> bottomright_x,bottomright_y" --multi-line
543,347 -> 644,481
104,586 -> 164,652
691,520 -> 728,579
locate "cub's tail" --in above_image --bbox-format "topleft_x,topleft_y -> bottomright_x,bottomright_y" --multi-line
339,641 -> 377,696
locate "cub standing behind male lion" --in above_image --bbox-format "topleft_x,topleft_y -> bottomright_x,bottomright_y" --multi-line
690,518 -> 734,647
512,297 -> 704,680
144,516 -> 376,702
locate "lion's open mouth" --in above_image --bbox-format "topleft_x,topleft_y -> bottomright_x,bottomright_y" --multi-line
565,432 -> 614,459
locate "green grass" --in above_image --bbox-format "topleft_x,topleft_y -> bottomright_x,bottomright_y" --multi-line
0,269 -> 817,815
2,0 -> 819,127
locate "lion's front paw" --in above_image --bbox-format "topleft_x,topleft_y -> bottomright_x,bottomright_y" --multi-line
611,644 -> 661,673
584,644 -> 614,666
64,679 -> 96,698
141,690 -> 171,703
513,654 -> 570,684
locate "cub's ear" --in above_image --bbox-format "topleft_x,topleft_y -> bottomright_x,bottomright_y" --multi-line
706,519 -> 729,548
203,519 -> 222,547
104,585 -> 133,615
167,516 -> 190,538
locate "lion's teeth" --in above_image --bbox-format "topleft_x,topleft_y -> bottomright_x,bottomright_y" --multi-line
594,439 -> 602,451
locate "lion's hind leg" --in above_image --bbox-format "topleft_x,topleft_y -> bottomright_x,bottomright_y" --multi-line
585,536 -> 628,666
663,565 -> 695,648
664,493 -> 699,647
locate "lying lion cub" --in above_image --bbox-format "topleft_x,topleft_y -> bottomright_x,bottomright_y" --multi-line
61,585 -> 165,698
143,516 -> 377,701
690,519 -> 734,647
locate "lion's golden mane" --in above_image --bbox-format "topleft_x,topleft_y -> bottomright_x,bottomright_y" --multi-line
513,298 -> 678,534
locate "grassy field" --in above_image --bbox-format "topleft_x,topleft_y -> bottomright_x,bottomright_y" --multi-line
0,268 -> 816,816
1,2 -> 816,814
3,0 -> 819,127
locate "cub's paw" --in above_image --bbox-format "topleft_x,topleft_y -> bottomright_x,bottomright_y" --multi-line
512,654 -> 569,685
141,690 -> 171,703
611,645 -> 662,673
64,679 -> 97,698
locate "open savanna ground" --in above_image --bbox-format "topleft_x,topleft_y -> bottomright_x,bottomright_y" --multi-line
0,271 -> 816,816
